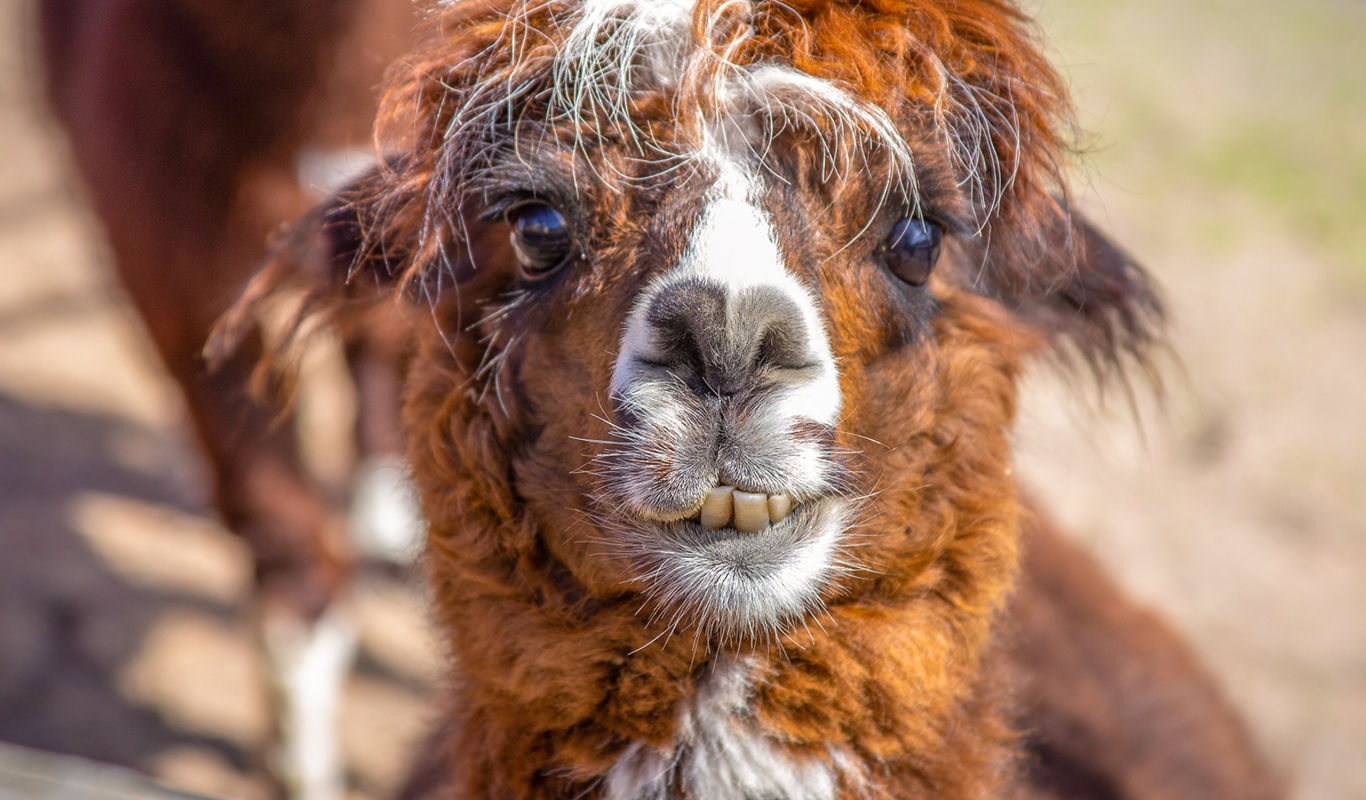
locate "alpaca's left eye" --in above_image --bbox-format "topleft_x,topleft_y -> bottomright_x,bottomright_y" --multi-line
882,217 -> 944,286
507,202 -> 574,279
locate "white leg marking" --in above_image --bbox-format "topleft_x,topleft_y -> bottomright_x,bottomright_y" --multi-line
261,605 -> 357,800
349,455 -> 425,565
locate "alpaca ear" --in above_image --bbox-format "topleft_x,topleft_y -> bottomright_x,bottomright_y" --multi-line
978,206 -> 1165,381
208,157 -> 510,388
206,163 -> 411,378
1046,214 -> 1164,372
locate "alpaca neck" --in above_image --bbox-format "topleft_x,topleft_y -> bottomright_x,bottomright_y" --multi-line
435,538 -> 1018,799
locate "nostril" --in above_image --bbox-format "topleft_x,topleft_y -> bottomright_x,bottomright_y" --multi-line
642,278 -> 723,384
754,321 -> 809,373
639,278 -> 817,399
742,290 -> 813,375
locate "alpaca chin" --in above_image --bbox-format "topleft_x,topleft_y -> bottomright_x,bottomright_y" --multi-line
618,499 -> 853,644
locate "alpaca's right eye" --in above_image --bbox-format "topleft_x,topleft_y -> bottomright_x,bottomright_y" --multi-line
881,217 -> 944,286
506,202 -> 575,279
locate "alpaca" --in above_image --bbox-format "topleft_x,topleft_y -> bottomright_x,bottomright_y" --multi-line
226,0 -> 1281,797
39,1 -> 417,797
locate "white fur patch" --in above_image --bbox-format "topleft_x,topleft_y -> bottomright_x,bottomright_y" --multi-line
260,605 -> 357,800
561,0 -> 695,87
610,153 -> 842,430
605,657 -> 861,800
739,65 -> 915,179
349,455 -> 425,564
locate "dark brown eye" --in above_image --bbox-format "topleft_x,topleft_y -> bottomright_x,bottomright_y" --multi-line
506,202 -> 574,279
882,217 -> 943,286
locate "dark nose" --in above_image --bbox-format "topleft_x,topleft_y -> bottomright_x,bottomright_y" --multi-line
643,277 -> 815,397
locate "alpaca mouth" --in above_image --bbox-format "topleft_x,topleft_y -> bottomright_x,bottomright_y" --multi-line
630,497 -> 849,641
691,484 -> 796,533
668,495 -> 827,551
648,496 -> 845,587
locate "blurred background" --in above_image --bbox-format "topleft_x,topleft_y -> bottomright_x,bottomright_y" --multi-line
0,0 -> 1362,798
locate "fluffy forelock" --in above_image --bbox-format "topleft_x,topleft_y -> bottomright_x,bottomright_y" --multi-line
371,0 -> 1073,288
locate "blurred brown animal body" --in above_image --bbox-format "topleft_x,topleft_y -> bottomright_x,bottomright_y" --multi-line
39,1 -> 416,797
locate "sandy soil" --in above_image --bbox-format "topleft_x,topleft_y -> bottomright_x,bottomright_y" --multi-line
1,0 -> 1362,798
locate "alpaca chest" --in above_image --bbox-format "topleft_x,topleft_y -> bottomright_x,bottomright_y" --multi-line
603,658 -> 862,800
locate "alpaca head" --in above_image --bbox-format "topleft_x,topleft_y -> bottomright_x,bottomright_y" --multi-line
245,0 -> 1160,648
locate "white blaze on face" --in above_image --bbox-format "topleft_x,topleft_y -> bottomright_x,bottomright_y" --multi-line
611,149 -> 842,431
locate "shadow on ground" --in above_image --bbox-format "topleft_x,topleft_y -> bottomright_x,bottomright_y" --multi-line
0,392 -> 251,774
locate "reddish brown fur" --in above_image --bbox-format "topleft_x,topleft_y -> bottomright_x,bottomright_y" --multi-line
41,0 -> 416,612
226,1 -> 1277,798
39,0 -> 416,793
1006,513 -> 1278,799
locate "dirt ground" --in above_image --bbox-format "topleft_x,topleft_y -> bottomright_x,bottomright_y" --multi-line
1,1 -> 1362,799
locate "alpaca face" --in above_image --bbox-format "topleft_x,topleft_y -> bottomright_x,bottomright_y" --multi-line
450,127 -> 970,645
315,0 -> 1153,647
